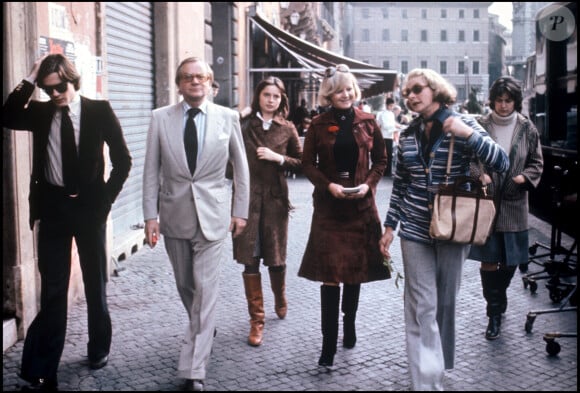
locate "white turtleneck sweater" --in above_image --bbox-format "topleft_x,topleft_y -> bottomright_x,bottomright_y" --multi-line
489,111 -> 517,152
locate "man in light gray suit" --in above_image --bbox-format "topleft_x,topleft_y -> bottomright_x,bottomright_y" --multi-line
142,57 -> 250,392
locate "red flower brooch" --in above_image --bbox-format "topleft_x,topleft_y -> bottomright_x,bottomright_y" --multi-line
328,125 -> 339,133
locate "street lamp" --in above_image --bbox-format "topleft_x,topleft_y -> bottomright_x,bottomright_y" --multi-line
477,91 -> 484,105
464,55 -> 470,101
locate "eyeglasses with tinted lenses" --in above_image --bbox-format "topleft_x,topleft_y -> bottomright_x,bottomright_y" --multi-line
181,73 -> 210,83
324,64 -> 350,78
402,84 -> 429,97
42,82 -> 69,95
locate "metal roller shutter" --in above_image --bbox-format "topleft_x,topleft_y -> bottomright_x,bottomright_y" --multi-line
105,2 -> 154,261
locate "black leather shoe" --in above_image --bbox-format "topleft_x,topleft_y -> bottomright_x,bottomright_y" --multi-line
318,351 -> 335,368
21,378 -> 58,391
89,355 -> 109,370
485,315 -> 502,340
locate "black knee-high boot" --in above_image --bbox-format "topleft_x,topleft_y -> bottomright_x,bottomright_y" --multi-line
341,284 -> 360,349
480,270 -> 503,340
319,285 -> 340,367
498,266 -> 516,314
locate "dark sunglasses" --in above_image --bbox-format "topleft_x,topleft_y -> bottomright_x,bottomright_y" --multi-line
402,84 -> 429,98
324,64 -> 350,78
42,81 -> 69,95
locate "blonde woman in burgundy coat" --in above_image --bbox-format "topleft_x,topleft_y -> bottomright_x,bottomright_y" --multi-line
298,65 -> 390,369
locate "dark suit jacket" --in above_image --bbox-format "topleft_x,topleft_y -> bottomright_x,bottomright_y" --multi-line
2,80 -> 132,228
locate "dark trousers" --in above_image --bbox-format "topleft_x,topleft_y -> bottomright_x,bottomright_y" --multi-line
384,138 -> 393,176
20,188 -> 111,382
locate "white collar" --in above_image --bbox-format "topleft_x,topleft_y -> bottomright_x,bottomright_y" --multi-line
256,112 -> 273,130
182,100 -> 208,115
67,93 -> 81,116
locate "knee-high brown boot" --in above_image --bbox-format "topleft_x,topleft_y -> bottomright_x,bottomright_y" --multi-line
243,273 -> 264,346
269,268 -> 287,319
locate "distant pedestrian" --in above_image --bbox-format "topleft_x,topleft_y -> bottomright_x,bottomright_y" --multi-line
211,80 -> 220,101
233,76 -> 302,347
298,64 -> 390,369
394,104 -> 409,126
358,99 -> 371,113
469,75 -> 543,340
300,116 -> 312,137
375,97 -> 401,176
379,68 -> 509,390
292,98 -> 309,131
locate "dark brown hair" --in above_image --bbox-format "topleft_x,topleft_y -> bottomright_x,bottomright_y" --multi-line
37,54 -> 81,91
250,76 -> 289,118
489,75 -> 523,113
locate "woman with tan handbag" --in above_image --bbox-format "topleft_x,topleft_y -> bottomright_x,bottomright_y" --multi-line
469,76 -> 543,340
378,68 -> 509,390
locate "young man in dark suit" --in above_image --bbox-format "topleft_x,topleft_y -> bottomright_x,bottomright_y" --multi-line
2,54 -> 132,391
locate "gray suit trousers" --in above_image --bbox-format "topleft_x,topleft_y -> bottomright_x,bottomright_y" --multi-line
164,229 -> 224,380
400,238 -> 468,391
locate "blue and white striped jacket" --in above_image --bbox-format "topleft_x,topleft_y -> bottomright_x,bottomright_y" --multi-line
384,113 -> 510,244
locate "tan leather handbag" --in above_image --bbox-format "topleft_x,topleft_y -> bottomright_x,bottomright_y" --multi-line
429,135 -> 496,245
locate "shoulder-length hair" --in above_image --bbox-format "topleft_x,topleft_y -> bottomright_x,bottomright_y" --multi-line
174,57 -> 214,85
405,68 -> 457,105
317,64 -> 361,107
488,75 -> 523,113
37,54 -> 81,91
250,76 -> 290,119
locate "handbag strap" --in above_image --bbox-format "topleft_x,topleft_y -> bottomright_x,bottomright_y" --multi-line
446,133 -> 488,195
444,134 -> 455,185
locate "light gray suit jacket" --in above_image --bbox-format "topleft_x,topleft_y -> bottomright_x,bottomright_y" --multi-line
143,100 -> 250,241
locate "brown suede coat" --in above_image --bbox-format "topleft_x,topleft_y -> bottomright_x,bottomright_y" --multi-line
233,115 -> 302,265
298,107 -> 391,284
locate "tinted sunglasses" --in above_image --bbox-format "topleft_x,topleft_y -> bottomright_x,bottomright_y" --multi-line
324,64 -> 350,78
42,81 -> 69,95
402,84 -> 429,98
181,73 -> 210,83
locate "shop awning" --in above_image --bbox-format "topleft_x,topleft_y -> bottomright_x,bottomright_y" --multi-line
249,12 -> 399,97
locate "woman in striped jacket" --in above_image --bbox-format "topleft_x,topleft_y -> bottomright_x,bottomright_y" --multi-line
469,76 -> 543,341
379,68 -> 509,391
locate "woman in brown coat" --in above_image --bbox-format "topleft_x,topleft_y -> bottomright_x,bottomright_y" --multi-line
233,77 -> 302,346
298,65 -> 391,368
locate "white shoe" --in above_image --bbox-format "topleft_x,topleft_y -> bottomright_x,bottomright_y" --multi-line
184,379 -> 204,391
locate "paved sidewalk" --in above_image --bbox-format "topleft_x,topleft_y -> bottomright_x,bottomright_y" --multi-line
3,176 -> 577,391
